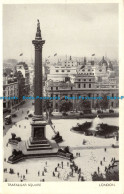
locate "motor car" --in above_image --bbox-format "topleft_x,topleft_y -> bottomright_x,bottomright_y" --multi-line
109,109 -> 114,113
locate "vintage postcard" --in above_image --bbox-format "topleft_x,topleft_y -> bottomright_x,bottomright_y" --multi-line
0,0 -> 124,194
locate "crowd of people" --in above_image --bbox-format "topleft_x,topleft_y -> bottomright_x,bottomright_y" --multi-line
3,157 -> 86,182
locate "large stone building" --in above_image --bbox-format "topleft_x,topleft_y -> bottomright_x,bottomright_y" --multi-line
47,56 -> 78,82
45,56 -> 119,111
16,62 -> 30,95
3,75 -> 18,110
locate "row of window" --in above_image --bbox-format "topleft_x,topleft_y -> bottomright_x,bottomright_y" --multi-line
78,73 -> 94,75
78,84 -> 91,88
50,84 -> 92,90
80,69 -> 94,72
56,70 -> 70,73
76,79 -> 92,82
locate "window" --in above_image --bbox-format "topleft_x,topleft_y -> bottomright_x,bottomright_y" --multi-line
71,87 -> 73,90
56,70 -> 59,72
89,84 -> 91,88
78,84 -> 80,88
89,79 -> 91,81
51,94 -> 53,98
99,69 -> 102,72
56,87 -> 58,90
88,69 -> 90,71
78,79 -> 80,81
84,79 -> 86,81
51,87 -> 53,90
84,84 -> 86,88
67,70 -> 70,72
62,70 -> 64,72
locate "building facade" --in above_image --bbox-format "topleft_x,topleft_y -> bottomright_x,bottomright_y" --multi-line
45,56 -> 119,111
16,62 -> 30,95
3,76 -> 18,110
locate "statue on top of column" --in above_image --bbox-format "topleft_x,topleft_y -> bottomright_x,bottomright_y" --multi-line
37,19 -> 40,32
36,19 -> 41,39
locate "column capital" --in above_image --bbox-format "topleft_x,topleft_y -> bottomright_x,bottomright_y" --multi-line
32,40 -> 45,50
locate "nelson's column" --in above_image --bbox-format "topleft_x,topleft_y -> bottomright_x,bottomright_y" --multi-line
27,20 -> 56,150
8,20 -> 73,163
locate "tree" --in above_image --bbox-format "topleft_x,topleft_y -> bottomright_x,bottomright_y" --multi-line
92,172 -> 105,181
99,94 -> 109,110
79,99 -> 91,112
60,100 -> 73,113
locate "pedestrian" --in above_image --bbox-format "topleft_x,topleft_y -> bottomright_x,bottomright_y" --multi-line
38,171 -> 40,176
58,163 -> 59,167
58,172 -> 60,178
42,171 -> 44,176
81,176 -> 84,181
61,161 -> 63,169
72,168 -> 74,174
55,167 -> 57,172
44,167 -> 47,172
100,161 -> 102,166
67,162 -> 69,167
45,161 -> 47,166
98,166 -> 100,173
78,174 -> 80,181
104,148 -> 106,152
78,168 -> 81,174
103,157 -> 105,161
17,172 -> 19,177
53,172 -> 55,177
26,169 -> 28,174
23,175 -> 25,180
4,158 -> 6,162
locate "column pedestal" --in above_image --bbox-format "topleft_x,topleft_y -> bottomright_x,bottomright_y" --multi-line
26,120 -> 52,151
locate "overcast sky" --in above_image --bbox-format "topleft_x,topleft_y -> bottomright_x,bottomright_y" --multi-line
3,4 -> 118,61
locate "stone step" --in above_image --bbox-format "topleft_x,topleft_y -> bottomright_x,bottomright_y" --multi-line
28,140 -> 51,148
26,140 -> 52,151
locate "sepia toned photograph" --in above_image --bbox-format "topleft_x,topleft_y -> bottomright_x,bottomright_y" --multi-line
3,3 -> 119,183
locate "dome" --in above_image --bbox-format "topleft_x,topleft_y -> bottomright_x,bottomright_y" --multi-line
98,56 -> 108,67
